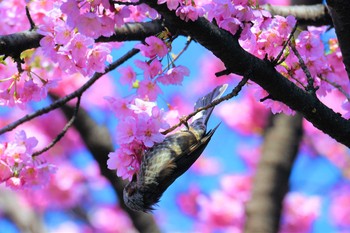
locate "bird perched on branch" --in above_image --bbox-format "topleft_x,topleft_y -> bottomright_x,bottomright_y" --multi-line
123,84 -> 228,212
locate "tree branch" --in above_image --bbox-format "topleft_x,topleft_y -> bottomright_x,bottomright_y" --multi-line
144,0 -> 350,148
0,20 -> 163,58
0,48 -> 139,135
326,0 -> 350,80
262,4 -> 332,26
0,30 -> 42,58
31,95 -> 81,157
244,113 -> 303,233
289,41 -> 316,94
96,20 -> 164,42
161,76 -> 249,134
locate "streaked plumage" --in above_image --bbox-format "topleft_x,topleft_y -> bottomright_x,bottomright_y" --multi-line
123,84 -> 228,212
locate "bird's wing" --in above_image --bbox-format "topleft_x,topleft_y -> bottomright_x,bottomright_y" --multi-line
157,124 -> 220,193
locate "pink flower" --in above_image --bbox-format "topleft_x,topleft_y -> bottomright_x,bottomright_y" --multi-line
67,33 -> 94,63
342,100 -> 350,119
220,175 -> 251,202
60,0 -> 80,18
23,163 -> 86,208
208,0 -> 236,20
138,78 -> 162,100
54,24 -> 73,45
114,5 -> 131,27
107,146 -> 140,180
158,0 -> 181,10
21,79 -> 42,103
87,44 -> 112,74
90,206 -> 136,232
97,15 -> 115,37
0,160 -> 12,182
119,66 -> 136,86
104,96 -> 132,117
6,177 -> 24,189
129,98 -> 156,115
176,5 -> 205,22
157,65 -> 190,85
177,185 -> 201,217
233,4 -> 254,22
135,59 -> 162,79
331,188 -> 350,227
197,191 -> 245,229
76,12 -> 102,38
21,163 -> 56,189
136,113 -> 165,147
296,30 -> 324,58
273,15 -> 296,38
218,17 -> 242,36
135,36 -> 168,58
116,117 -> 137,144
280,193 -> 321,233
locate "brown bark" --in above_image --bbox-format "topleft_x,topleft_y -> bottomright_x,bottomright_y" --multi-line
244,114 -> 303,233
326,0 -> 350,80
0,21 -> 163,58
262,4 -> 332,26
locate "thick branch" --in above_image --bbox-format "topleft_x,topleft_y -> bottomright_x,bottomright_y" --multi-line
0,21 -> 163,57
96,20 -> 164,42
326,0 -> 350,80
144,0 -> 350,148
244,114 -> 303,233
0,30 -> 42,57
262,4 -> 332,26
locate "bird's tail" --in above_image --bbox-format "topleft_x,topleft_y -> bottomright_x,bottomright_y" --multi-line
191,84 -> 228,126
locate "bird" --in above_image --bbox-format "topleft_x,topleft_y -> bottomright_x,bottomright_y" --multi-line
123,84 -> 228,212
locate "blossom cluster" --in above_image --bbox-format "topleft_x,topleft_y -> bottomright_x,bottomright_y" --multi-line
38,8 -> 113,77
106,33 -> 192,179
106,97 -> 171,180
130,36 -> 190,100
0,130 -> 55,189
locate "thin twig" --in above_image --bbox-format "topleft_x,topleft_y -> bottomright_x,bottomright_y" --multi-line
163,37 -> 192,72
31,95 -> 81,157
289,41 -> 317,94
319,76 -> 350,101
289,73 -> 307,89
161,76 -> 249,135
15,58 -> 24,73
273,23 -> 298,65
0,48 -> 140,135
260,94 -> 272,102
215,69 -> 233,77
25,6 -> 36,31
